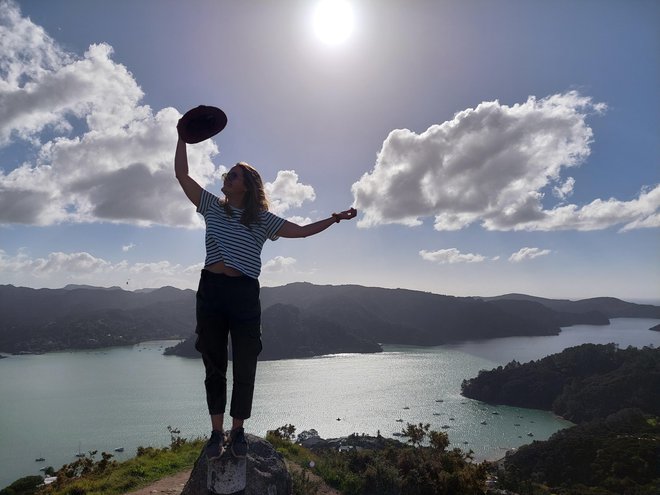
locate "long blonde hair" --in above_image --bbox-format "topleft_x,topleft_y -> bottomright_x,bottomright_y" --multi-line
223,162 -> 269,226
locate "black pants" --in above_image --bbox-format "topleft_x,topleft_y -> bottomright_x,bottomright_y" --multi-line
194,269 -> 263,419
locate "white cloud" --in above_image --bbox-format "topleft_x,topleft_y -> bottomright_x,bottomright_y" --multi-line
262,255 -> 297,273
0,248 -> 199,289
285,215 -> 313,225
0,250 -> 110,274
265,170 -> 316,216
122,243 -> 135,252
553,176 -> 575,200
352,92 -> 659,232
619,212 -> 660,232
508,247 -> 551,263
0,1 -> 219,228
419,248 -> 486,264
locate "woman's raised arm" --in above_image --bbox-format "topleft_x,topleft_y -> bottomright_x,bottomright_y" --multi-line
174,137 -> 202,207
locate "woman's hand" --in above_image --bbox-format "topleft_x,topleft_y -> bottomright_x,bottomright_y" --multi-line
332,207 -> 357,222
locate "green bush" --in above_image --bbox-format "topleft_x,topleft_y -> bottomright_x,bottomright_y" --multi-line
269,423 -> 489,495
0,475 -> 43,495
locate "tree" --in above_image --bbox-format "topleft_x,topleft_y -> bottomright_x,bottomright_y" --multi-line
401,422 -> 430,447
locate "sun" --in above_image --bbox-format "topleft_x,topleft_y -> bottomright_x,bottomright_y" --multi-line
313,0 -> 355,45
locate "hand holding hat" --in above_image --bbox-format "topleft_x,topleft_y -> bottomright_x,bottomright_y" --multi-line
177,105 -> 228,144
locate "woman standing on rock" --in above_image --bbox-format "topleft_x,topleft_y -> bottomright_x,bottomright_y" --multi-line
174,129 -> 356,459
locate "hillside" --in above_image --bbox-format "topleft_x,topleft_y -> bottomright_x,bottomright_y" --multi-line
462,345 -> 660,494
461,343 -> 660,422
1,283 -> 658,360
500,408 -> 659,495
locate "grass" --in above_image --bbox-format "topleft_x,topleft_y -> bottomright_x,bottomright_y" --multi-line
40,429 -> 204,495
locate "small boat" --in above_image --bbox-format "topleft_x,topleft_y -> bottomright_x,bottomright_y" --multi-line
432,412 -> 441,416
403,406 -> 410,410
435,399 -> 444,403
114,447 -> 124,452
514,423 -> 521,426
480,421 -> 488,425
395,418 -> 403,422
527,432 -> 534,437
35,457 -> 45,462
441,425 -> 450,429
392,432 -> 403,437
75,442 -> 85,458
491,411 -> 500,415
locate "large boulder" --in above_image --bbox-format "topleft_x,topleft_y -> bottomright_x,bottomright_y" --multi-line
181,433 -> 292,495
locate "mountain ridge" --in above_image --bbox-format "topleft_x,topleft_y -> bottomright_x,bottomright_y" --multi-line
1,283 -> 658,359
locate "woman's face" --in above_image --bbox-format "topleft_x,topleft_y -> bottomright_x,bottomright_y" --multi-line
221,165 -> 248,196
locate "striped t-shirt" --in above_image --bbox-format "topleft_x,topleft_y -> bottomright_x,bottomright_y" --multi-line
197,189 -> 287,279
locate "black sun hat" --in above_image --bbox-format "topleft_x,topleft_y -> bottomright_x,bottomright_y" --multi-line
177,105 -> 228,144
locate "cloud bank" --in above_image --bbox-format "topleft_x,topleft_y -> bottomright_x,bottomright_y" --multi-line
0,1 -> 317,228
352,92 -> 659,232
0,1 -> 220,227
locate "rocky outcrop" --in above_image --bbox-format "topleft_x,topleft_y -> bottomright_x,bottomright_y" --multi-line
181,433 -> 291,495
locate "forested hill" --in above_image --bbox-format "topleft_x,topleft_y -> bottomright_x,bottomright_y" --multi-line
461,343 -> 660,423
1,283 -> 658,359
463,343 -> 660,494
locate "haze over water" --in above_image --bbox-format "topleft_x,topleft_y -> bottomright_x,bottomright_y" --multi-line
1,318 -> 658,488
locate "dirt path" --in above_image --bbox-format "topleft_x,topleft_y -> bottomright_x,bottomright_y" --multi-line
123,469 -> 191,495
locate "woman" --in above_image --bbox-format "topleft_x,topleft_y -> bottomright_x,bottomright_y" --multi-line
174,136 -> 357,459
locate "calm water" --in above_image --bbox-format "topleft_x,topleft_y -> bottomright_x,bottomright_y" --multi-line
1,318 -> 658,488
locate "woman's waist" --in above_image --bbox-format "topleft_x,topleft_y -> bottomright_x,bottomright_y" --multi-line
204,261 -> 244,277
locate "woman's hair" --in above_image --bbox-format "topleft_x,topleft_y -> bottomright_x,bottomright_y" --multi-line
223,162 -> 269,226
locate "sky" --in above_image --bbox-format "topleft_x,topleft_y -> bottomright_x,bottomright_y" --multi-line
0,0 -> 658,301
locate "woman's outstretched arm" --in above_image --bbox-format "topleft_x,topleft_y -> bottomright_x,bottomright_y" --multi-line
276,208 -> 357,238
174,137 -> 202,207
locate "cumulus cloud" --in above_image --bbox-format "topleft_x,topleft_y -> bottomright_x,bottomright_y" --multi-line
553,176 -> 575,200
265,170 -> 316,216
508,247 -> 551,263
285,215 -> 314,225
262,256 -> 297,273
0,1 -> 219,227
352,92 -> 659,232
122,243 -> 135,252
0,248 -> 200,288
419,248 -> 486,264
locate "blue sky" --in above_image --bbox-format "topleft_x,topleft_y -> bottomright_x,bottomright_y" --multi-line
0,0 -> 658,300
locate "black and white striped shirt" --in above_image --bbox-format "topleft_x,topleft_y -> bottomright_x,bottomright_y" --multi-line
197,189 -> 286,279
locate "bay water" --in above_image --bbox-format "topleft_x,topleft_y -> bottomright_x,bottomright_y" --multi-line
1,318 -> 658,488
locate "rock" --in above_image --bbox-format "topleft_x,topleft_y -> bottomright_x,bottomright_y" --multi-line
181,434 -> 292,495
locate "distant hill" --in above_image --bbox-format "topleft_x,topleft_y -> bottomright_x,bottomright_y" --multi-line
484,293 -> 660,318
0,285 -> 196,353
1,283 -> 658,359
